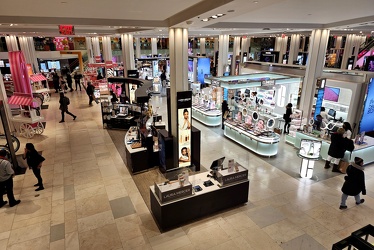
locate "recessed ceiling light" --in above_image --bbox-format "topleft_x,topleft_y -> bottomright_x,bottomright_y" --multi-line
159,29 -> 162,31
253,1 -> 258,3
217,14 -> 224,17
360,31 -> 363,33
227,10 -> 235,13
202,18 -> 209,22
211,15 -> 218,19
10,24 -> 13,26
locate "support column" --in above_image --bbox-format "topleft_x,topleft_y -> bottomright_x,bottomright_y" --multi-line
85,37 -> 94,63
288,34 -> 300,65
300,29 -> 330,120
217,34 -> 229,76
5,35 -> 19,52
151,38 -> 158,56
231,36 -> 241,75
169,27 -> 188,138
341,34 -> 356,69
18,37 -> 39,73
135,37 -> 141,59
241,37 -> 251,61
352,35 -> 364,67
335,36 -> 343,49
102,36 -> 113,62
121,34 -> 135,77
200,38 -> 206,55
91,37 -> 101,61
275,36 -> 288,63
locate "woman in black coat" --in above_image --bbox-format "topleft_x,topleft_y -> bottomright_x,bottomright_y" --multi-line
339,157 -> 366,209
221,100 -> 229,129
52,73 -> 60,93
283,103 -> 292,134
325,127 -> 354,172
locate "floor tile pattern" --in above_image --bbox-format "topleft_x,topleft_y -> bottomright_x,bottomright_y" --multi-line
0,92 -> 373,250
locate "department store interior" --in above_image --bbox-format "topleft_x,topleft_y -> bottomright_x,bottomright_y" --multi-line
1,1 -> 374,249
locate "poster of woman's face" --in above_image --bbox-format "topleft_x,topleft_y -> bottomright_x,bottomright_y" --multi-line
178,108 -> 191,167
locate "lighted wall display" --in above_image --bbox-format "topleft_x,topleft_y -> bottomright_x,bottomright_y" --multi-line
177,91 -> 192,168
197,58 -> 210,84
359,78 -> 374,133
323,87 -> 340,102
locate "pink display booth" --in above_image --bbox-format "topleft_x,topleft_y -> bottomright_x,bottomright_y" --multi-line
7,51 -> 44,138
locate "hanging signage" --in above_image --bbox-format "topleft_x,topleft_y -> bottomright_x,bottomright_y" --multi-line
177,91 -> 192,168
261,79 -> 275,86
59,25 -> 75,35
95,56 -> 101,63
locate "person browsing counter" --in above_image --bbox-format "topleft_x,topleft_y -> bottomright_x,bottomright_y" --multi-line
0,150 -> 21,208
343,122 -> 352,139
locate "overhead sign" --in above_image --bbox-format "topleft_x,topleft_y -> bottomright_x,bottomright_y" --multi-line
59,25 -> 75,35
261,79 -> 275,86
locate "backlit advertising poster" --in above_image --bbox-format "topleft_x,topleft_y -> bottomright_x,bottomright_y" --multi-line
177,91 -> 192,168
359,78 -> 374,133
197,57 -> 210,84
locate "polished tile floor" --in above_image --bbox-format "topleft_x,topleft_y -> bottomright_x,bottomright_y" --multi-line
1,91 -> 374,250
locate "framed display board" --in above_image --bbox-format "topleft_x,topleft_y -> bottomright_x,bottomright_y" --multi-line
177,91 -> 192,168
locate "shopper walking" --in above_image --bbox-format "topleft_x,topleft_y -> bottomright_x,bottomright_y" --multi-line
339,157 -> 366,209
59,92 -> 76,123
52,73 -> 60,93
324,127 -> 354,172
283,103 -> 293,134
0,150 -> 21,207
23,143 -> 45,191
74,72 -> 82,91
66,73 -> 73,92
86,82 -> 95,106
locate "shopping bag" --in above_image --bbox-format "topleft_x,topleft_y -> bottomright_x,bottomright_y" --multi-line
339,160 -> 350,174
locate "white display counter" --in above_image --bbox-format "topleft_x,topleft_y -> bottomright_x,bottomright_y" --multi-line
192,105 -> 222,127
292,131 -> 374,165
224,121 -> 280,156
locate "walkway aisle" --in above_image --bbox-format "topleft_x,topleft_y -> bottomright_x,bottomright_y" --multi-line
0,91 -> 373,250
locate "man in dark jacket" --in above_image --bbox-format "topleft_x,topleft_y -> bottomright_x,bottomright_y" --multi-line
86,82 -> 95,106
325,127 -> 354,172
339,157 -> 366,209
52,73 -> 60,93
59,92 -> 76,123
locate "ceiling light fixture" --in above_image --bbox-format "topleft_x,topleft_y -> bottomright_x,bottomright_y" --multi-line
253,1 -> 258,3
227,10 -> 235,13
202,18 -> 209,22
211,15 -> 217,19
10,24 -> 13,26
217,14 -> 224,17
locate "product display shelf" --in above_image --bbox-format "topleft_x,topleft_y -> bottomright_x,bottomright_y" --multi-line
223,120 -> 280,157
150,166 -> 249,231
191,105 -> 222,127
123,127 -> 148,174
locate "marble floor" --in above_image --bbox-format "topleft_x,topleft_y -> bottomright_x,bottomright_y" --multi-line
1,91 -> 374,250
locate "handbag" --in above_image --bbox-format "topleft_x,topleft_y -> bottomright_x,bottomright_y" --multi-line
223,111 -> 229,119
283,114 -> 287,120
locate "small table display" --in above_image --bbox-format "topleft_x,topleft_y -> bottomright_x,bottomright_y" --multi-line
297,139 -> 322,178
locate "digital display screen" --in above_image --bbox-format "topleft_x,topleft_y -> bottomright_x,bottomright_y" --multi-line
359,78 -> 374,133
323,87 -> 340,102
47,61 -> 61,70
197,58 -> 210,84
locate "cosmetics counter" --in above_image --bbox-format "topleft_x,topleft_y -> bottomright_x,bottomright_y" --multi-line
191,105 -> 222,127
224,119 -> 280,156
101,99 -> 141,129
124,126 -> 160,173
289,131 -> 374,165
191,86 -> 223,127
150,162 -> 249,231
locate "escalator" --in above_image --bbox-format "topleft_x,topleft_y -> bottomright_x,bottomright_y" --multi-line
357,39 -> 374,60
